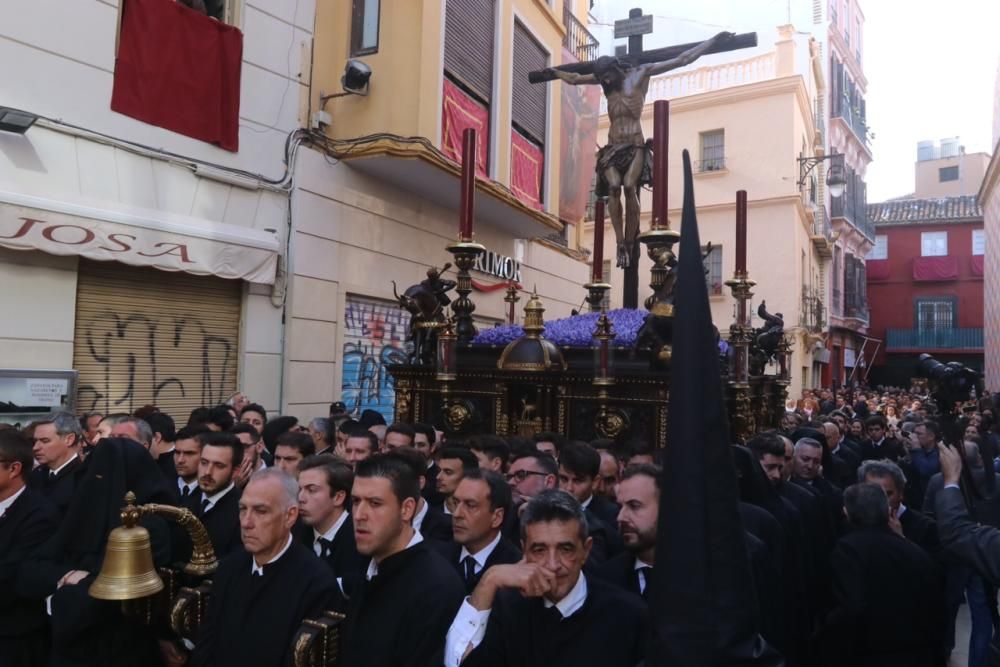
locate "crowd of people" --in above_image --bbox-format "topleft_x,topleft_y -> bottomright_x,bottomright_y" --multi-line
1,385 -> 1000,666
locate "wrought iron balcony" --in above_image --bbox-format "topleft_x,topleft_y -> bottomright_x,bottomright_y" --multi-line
844,291 -> 868,323
832,94 -> 871,150
886,328 -> 984,350
800,286 -> 826,333
563,7 -> 599,63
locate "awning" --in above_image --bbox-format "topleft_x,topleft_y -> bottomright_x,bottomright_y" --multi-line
0,190 -> 279,284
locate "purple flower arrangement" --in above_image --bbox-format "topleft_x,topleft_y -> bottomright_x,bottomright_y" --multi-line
474,309 -> 649,348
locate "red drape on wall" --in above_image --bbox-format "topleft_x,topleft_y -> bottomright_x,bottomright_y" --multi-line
111,0 -> 243,151
912,255 -> 959,281
866,259 -> 890,280
971,254 -> 985,277
441,79 -> 489,177
511,129 -> 543,210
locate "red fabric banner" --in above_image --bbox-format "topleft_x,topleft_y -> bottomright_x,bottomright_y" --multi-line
441,79 -> 489,177
511,130 -> 544,210
472,279 -> 522,292
971,254 -> 985,277
866,259 -> 890,280
111,0 -> 243,151
913,255 -> 959,281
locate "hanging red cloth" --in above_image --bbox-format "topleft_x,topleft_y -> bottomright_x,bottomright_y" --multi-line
510,130 -> 544,210
111,0 -> 243,151
441,79 -> 489,177
866,259 -> 890,280
912,256 -> 959,281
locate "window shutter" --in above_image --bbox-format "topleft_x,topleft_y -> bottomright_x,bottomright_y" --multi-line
511,21 -> 548,145
444,0 -> 495,103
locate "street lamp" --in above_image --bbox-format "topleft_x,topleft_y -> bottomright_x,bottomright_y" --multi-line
798,152 -> 847,198
0,107 -> 37,134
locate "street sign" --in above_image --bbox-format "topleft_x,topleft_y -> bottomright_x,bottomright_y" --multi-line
614,14 -> 653,39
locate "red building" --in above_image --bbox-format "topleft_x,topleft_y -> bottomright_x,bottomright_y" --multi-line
866,195 -> 984,387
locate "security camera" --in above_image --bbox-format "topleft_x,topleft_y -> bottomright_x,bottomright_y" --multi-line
342,59 -> 372,96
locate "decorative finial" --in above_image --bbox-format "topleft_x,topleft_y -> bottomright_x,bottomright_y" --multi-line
522,290 -> 546,336
121,491 -> 141,528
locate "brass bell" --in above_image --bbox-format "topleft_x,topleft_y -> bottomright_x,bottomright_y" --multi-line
89,492 -> 164,601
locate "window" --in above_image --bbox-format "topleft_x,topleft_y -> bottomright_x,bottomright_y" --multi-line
867,235 -> 888,260
973,229 -> 985,256
351,0 -> 380,56
703,245 -> 723,296
915,298 -> 955,332
699,130 -> 725,172
921,231 -> 948,257
939,166 -> 959,182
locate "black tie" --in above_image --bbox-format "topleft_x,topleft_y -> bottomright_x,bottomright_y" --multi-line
318,538 -> 333,558
201,498 -> 211,514
462,555 -> 477,585
181,485 -> 190,499
638,566 -> 652,599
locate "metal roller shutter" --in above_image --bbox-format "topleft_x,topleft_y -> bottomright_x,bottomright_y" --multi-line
511,21 -> 548,146
73,259 -> 242,419
444,0 -> 495,103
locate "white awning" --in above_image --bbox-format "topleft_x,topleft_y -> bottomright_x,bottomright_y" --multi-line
0,190 -> 280,284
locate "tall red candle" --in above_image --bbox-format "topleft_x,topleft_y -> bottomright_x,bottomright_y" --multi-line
592,199 -> 605,281
735,190 -> 748,274
652,100 -> 669,228
459,128 -> 477,241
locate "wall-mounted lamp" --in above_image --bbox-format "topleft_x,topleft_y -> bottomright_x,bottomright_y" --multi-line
320,59 -> 373,106
798,152 -> 847,198
0,107 -> 38,134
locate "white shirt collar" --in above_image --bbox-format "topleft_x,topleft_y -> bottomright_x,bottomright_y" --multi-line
543,572 -> 588,618
634,558 -> 653,571
314,510 -> 350,545
412,498 -> 428,531
203,482 -> 235,511
442,501 -> 453,516
460,531 -> 502,569
580,495 -> 593,510
178,477 -> 199,493
366,530 -> 423,580
0,485 -> 26,517
251,533 -> 293,575
255,459 -> 267,472
49,453 -> 79,476
897,504 -> 908,519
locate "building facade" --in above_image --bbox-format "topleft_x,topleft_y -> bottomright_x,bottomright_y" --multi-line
865,196 -> 984,387
982,58 -> 1000,390
0,0 -> 299,423
587,25 -> 828,398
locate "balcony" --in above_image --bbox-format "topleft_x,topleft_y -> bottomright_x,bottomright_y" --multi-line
810,206 -> 833,257
886,328 -> 984,351
844,291 -> 869,323
563,6 -> 599,62
800,286 -> 827,333
832,95 -> 871,151
830,175 -> 874,241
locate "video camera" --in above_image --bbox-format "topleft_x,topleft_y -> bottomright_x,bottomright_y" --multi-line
916,353 -> 983,414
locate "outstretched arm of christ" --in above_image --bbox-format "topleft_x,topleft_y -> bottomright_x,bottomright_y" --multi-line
637,31 -> 736,78
542,68 -> 598,86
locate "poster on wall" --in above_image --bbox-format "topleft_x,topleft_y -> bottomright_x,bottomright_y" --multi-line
341,295 -> 411,424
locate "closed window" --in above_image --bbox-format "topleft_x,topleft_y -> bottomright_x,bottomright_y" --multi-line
921,231 -> 947,257
703,245 -> 723,295
915,298 -> 955,332
699,130 -> 725,172
351,0 -> 380,56
867,235 -> 888,260
939,166 -> 959,182
973,229 -> 985,256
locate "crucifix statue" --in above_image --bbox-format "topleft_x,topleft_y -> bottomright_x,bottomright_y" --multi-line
531,9 -> 755,308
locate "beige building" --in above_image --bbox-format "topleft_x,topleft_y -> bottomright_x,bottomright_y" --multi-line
915,140 -> 991,198
585,26 -> 829,398
982,58 -> 1000,389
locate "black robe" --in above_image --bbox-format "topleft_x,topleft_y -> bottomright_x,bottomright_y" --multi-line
0,487 -> 59,667
198,485 -> 242,558
293,515 -> 366,601
155,450 -> 181,499
859,437 -> 905,462
28,456 -> 84,518
340,541 -> 465,667
586,494 -> 621,528
190,541 -> 338,667
899,506 -> 941,558
823,525 -> 945,667
463,575 -> 646,667
418,501 -> 454,543
591,550 -> 649,599
432,535 -> 522,594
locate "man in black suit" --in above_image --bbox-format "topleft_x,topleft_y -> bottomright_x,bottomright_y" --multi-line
592,463 -> 659,600
435,446 -> 480,513
468,436 -> 511,473
859,415 -> 905,462
820,421 -> 857,488
791,437 -> 844,534
385,447 -> 454,543
445,489 -> 646,667
29,411 -> 85,517
145,412 -> 178,487
557,442 -> 622,562
0,429 -> 59,667
173,425 -> 210,511
440,468 -> 521,594
858,459 -> 939,555
295,454 -> 365,599
414,423 -> 446,507
190,469 -> 338,667
340,455 -> 465,666
822,483 -> 944,666
197,432 -> 243,557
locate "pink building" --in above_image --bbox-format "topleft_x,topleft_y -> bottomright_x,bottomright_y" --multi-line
982,59 -> 1000,390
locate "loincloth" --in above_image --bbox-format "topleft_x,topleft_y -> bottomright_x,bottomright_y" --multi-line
595,139 -> 654,197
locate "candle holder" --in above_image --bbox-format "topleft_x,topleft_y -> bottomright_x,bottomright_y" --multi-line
724,271 -> 756,387
503,282 -> 520,325
583,281 -> 612,313
638,227 -> 681,312
446,239 -> 486,343
592,309 -> 616,386
435,318 -> 457,381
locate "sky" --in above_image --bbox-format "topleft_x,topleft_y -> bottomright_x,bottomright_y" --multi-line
590,0 -> 1000,201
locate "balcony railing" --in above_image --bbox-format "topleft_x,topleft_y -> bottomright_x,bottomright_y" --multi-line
696,157 -> 726,172
832,94 -> 870,150
886,328 -> 984,350
813,205 -> 831,238
800,286 -> 826,333
563,6 -> 599,63
844,291 -> 868,323
831,177 -> 875,241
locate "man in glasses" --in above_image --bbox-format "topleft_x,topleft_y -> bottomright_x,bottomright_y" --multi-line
505,453 -> 558,508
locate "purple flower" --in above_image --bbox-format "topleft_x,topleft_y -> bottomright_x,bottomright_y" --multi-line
472,309 -> 648,348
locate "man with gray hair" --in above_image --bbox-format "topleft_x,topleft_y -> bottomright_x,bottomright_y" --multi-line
29,411 -> 85,516
858,459 -> 939,555
308,417 -> 333,456
823,483 -> 945,665
189,468 -> 338,667
791,437 -> 844,533
445,488 -> 646,666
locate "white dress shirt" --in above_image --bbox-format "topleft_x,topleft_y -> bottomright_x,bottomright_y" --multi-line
366,530 -> 423,580
313,511 -> 350,556
201,482 -> 235,513
444,573 -> 589,667
49,454 -> 79,477
177,478 -> 199,497
634,558 -> 653,595
459,532 -> 502,577
252,533 -> 293,575
0,485 -> 26,519
412,499 -> 429,533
